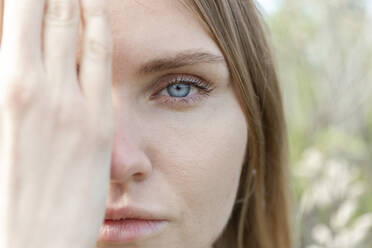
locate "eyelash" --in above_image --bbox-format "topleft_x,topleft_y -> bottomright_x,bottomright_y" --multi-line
150,74 -> 216,108
78,64 -> 216,108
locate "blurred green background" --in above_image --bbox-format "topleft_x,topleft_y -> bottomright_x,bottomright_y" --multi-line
257,0 -> 372,247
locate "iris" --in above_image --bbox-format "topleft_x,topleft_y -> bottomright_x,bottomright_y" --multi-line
167,84 -> 191,98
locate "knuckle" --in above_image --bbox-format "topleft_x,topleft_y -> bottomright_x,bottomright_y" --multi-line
87,39 -> 112,61
2,75 -> 41,112
46,0 -> 79,25
53,96 -> 85,127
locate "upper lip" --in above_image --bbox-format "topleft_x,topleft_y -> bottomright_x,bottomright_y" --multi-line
104,206 -> 167,221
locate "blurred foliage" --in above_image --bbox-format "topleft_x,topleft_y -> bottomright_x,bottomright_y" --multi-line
258,0 -> 372,247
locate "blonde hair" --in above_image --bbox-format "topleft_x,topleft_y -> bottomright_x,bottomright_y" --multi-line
182,1 -> 292,247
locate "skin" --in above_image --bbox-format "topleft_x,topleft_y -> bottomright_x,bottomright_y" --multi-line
94,1 -> 248,247
0,0 -> 248,247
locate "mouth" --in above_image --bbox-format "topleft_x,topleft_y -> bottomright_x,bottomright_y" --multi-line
97,206 -> 168,243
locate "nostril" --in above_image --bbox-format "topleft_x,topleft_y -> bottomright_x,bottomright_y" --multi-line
133,172 -> 146,181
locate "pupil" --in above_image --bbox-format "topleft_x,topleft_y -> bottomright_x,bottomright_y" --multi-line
167,84 -> 191,98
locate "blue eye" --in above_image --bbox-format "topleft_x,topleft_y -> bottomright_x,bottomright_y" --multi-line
167,83 -> 191,98
151,74 -> 216,108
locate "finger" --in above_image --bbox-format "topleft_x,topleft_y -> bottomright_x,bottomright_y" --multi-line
43,0 -> 80,89
1,0 -> 46,66
79,0 -> 112,113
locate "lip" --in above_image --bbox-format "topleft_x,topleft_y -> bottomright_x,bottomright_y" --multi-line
98,206 -> 168,243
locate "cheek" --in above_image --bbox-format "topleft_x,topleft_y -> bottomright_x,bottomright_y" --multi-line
143,92 -> 248,242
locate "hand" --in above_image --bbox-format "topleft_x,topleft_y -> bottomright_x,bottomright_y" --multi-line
0,0 -> 113,247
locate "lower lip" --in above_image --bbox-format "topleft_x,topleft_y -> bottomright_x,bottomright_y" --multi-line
97,219 -> 168,243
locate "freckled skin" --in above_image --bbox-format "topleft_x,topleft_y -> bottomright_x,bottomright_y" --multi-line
78,1 -> 248,248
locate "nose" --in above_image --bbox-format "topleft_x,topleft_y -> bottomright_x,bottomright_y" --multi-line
110,111 -> 152,184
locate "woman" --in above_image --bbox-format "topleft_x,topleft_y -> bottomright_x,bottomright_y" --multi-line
0,0 -> 291,247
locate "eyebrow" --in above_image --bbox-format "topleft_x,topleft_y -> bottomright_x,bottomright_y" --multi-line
138,50 -> 226,75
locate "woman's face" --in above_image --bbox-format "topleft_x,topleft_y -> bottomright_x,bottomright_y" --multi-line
79,0 -> 248,247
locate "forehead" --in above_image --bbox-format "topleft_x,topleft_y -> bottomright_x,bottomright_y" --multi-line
77,0 -> 221,73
